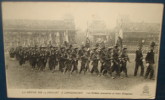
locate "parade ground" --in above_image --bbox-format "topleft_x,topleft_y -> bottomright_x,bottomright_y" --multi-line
5,53 -> 156,90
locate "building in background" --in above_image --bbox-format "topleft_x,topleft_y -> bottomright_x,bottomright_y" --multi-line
114,19 -> 161,53
3,17 -> 76,50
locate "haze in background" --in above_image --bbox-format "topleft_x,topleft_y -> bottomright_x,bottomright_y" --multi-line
2,2 -> 163,30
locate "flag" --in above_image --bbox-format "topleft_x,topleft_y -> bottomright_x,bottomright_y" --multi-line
115,28 -> 123,52
49,33 -> 52,43
86,29 -> 89,38
118,28 -> 123,39
64,30 -> 69,42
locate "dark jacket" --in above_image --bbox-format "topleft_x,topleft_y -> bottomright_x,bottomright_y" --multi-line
135,50 -> 143,63
145,50 -> 155,64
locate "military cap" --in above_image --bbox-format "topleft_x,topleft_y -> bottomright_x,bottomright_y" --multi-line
101,47 -> 105,50
114,45 -> 118,48
74,47 -> 78,50
67,48 -> 71,51
93,48 -> 97,50
123,47 -> 127,50
69,44 -> 73,48
81,46 -> 85,49
150,41 -> 156,47
60,47 -> 65,49
108,47 -> 113,50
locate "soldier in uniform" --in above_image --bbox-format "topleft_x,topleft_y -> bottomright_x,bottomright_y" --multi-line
43,48 -> 49,70
85,48 -> 91,72
78,46 -> 85,58
38,48 -> 44,71
59,47 -> 67,72
99,47 -> 107,73
120,48 -> 130,77
52,47 -> 59,72
134,44 -> 144,76
9,47 -> 15,58
21,48 -> 27,65
54,47 -> 59,69
90,48 -> 97,58
91,51 -> 99,75
63,48 -> 73,74
49,49 -> 57,71
39,52 -> 45,71
101,47 -> 113,75
23,48 -> 28,64
31,49 -> 37,70
15,46 -> 20,61
71,48 -> 79,74
79,51 -> 89,74
110,46 -> 120,78
32,50 -> 37,68
36,47 -> 40,70
18,47 -> 24,66
145,42 -> 156,80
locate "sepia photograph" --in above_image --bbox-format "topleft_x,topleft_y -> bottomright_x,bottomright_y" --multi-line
2,2 -> 164,99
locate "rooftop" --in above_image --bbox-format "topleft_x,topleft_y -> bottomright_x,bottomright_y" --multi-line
116,22 -> 161,33
3,19 -> 76,31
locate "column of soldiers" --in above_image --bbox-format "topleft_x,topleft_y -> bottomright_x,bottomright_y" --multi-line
9,41 -> 156,79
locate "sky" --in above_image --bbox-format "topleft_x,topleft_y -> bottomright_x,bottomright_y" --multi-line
2,2 -> 164,30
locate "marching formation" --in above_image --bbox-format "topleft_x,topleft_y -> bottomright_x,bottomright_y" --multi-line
8,41 -> 156,79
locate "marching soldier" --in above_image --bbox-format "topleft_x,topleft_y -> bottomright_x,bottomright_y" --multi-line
18,47 -> 24,66
78,46 -> 85,58
37,47 -> 43,70
38,51 -> 45,71
36,48 -> 40,70
110,46 -> 120,78
145,42 -> 156,80
31,50 -> 37,70
49,50 -> 57,71
32,49 -> 37,67
85,48 -> 91,72
99,47 -> 107,73
134,44 -> 144,76
71,48 -> 79,74
9,47 -> 15,58
21,48 -> 27,65
90,48 -> 97,58
91,51 -> 99,75
63,49 -> 73,74
15,46 -> 21,61
43,48 -> 49,70
101,47 -> 113,75
59,47 -> 67,72
79,51 -> 89,74
53,47 -> 59,72
120,48 -> 130,77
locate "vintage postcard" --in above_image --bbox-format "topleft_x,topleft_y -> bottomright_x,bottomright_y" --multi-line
2,2 -> 164,99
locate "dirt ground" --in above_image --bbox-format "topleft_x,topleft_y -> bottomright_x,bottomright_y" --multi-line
5,54 -> 156,90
